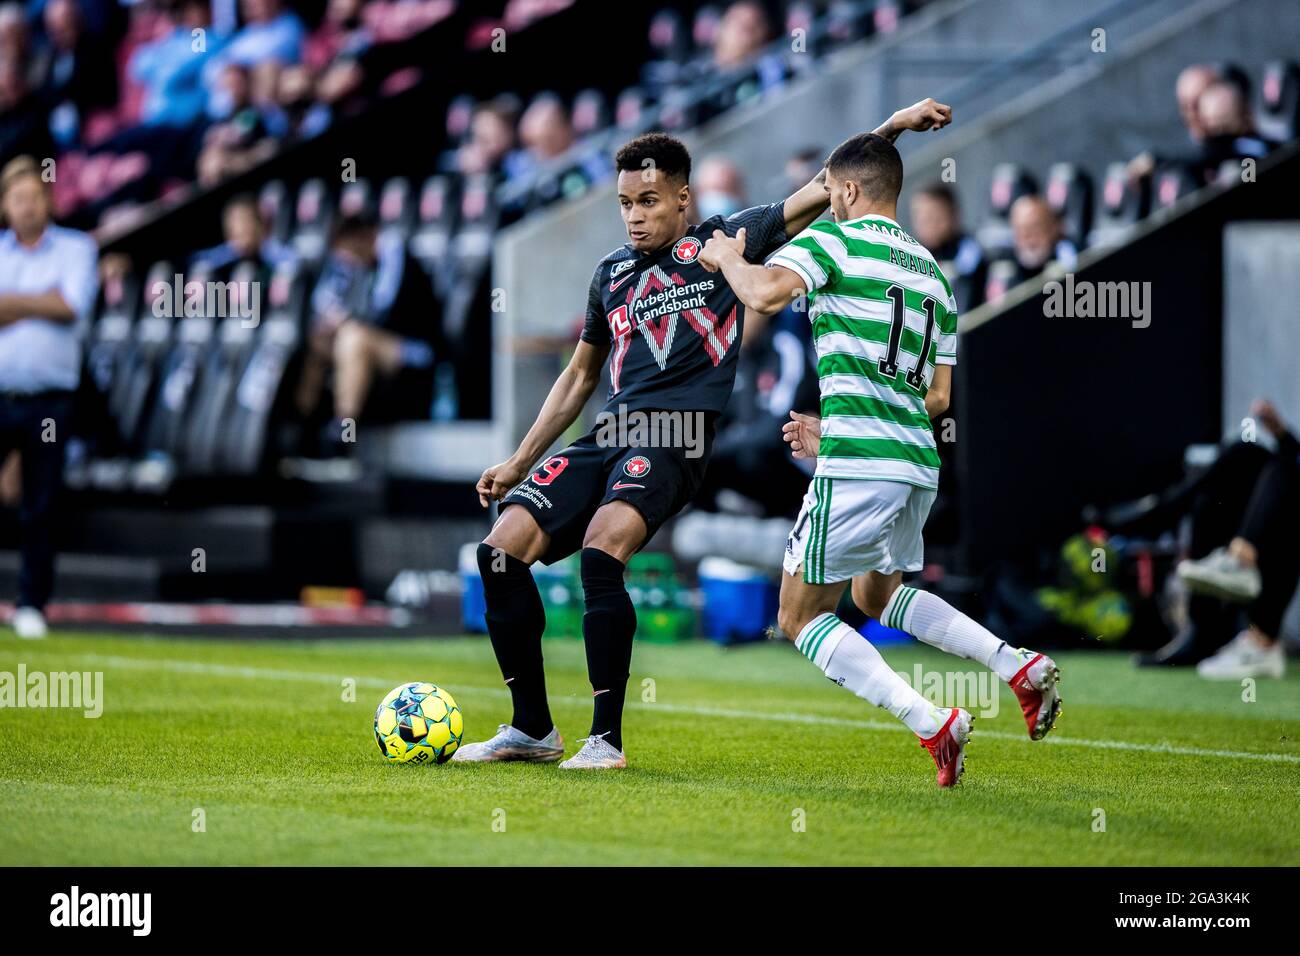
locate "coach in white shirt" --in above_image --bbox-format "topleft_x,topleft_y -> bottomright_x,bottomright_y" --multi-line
0,156 -> 99,639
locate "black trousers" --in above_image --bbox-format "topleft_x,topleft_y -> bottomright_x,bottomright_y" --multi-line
1188,440 -> 1300,638
0,391 -> 74,611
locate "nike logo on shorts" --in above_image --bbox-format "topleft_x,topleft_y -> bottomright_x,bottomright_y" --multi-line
611,481 -> 644,491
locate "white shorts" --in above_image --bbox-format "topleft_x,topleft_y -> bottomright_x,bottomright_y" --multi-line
782,477 -> 935,584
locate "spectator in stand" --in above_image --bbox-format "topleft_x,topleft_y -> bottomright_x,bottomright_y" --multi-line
517,94 -> 575,167
453,97 -> 519,177
295,211 -> 445,455
304,0 -> 371,72
190,192 -> 295,281
1006,194 -> 1077,285
784,146 -> 824,193
0,3 -> 38,87
909,182 -> 986,313
712,0 -> 771,71
0,155 -> 98,640
1176,63 -> 1220,146
692,154 -> 746,221
203,0 -> 305,118
1188,80 -> 1277,184
0,52 -> 55,167
34,0 -> 118,148
195,63 -> 275,186
77,0 -> 224,209
128,0 -> 227,133
1128,64 -> 1221,181
1137,399 -> 1298,680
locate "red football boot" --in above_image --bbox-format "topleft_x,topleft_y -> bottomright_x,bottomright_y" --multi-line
1009,652 -> 1062,740
918,707 -> 972,788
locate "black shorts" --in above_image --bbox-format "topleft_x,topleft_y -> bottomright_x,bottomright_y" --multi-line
502,413 -> 717,564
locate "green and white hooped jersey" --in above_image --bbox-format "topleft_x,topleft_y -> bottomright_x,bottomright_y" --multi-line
767,214 -> 958,490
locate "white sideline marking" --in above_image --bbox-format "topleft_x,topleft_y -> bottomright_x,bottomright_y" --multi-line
29,652 -> 1300,766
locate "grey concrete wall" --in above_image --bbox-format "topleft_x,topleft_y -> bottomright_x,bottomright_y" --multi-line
491,0 -> 1127,446
899,0 -> 1300,224
1223,223 -> 1300,431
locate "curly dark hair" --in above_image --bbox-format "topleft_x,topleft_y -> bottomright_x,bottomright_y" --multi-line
614,133 -> 692,184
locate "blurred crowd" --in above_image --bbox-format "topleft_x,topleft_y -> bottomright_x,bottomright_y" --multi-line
0,0 -> 543,228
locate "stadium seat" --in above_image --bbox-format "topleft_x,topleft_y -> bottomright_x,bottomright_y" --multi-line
826,0 -> 877,44
570,89 -> 610,138
976,163 -> 1037,256
691,5 -> 723,54
144,310 -> 215,464
614,86 -> 656,134
785,1 -> 827,62
1045,163 -> 1094,249
410,174 -> 458,294
1088,160 -> 1149,247
1153,164 -> 1198,210
873,0 -> 905,34
291,179 -> 334,267
377,177 -> 415,247
83,307 -> 134,452
983,258 -> 1019,304
258,180 -> 293,244
220,314 -> 301,475
338,179 -> 375,219
648,8 -> 690,64
1258,60 -> 1300,143
186,314 -> 262,475
443,175 -> 499,417
88,269 -> 136,339
445,93 -> 476,145
110,311 -> 173,455
658,85 -> 706,131
264,259 -> 310,332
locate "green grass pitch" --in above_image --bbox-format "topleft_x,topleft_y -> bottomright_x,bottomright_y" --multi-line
2,631 -> 1297,866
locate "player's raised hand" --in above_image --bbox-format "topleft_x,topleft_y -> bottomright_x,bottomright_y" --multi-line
782,410 -> 821,460
699,227 -> 746,272
476,459 -> 528,508
892,98 -> 952,133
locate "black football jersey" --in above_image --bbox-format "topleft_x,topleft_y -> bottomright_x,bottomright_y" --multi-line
580,202 -> 788,415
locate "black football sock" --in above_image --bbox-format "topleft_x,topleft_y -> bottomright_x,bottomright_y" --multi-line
580,547 -> 636,752
476,542 -> 553,740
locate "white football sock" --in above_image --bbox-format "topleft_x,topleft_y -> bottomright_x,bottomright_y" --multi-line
882,585 -> 1029,682
795,612 -> 945,737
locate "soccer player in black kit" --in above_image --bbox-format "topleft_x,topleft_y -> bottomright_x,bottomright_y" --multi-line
454,98 -> 952,769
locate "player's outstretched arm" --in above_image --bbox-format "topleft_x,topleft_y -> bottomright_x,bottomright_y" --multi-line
781,98 -> 952,235
475,340 -> 610,507
699,227 -> 807,314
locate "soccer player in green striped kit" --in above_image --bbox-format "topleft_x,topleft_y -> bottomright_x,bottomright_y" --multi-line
699,133 -> 1062,788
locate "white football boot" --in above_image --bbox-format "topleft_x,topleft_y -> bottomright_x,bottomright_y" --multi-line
450,724 -> 565,763
12,607 -> 47,640
558,733 -> 627,770
1196,631 -> 1285,680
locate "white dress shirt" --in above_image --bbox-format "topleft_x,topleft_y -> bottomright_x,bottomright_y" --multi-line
0,225 -> 99,393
